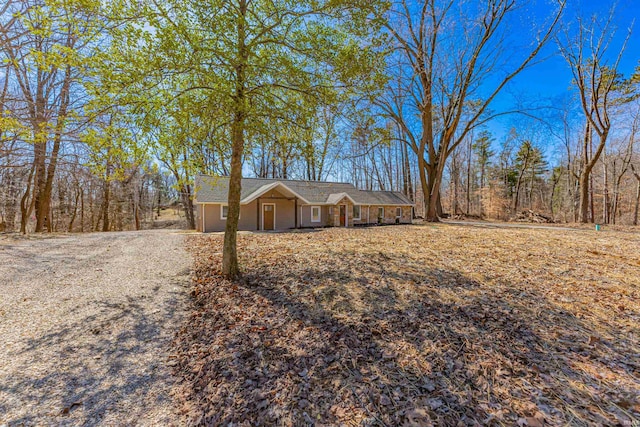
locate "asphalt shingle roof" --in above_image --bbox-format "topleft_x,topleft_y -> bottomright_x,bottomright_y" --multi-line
195,175 -> 413,206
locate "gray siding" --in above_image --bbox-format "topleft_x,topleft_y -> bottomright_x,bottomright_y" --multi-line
299,205 -> 330,228
256,189 -> 296,230
201,199 -> 411,232
202,189 -> 298,232
203,202 -> 260,232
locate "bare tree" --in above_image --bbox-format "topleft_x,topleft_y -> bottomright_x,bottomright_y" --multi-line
0,0 -> 99,232
558,8 -> 632,223
632,163 -> 640,225
377,0 -> 564,221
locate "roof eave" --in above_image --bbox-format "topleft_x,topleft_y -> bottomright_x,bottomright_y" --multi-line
241,181 -> 312,205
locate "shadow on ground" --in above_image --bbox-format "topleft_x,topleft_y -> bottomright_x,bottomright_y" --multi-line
0,284 -> 185,426
175,235 -> 639,426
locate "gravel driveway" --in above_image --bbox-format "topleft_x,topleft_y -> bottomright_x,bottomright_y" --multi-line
0,230 -> 191,426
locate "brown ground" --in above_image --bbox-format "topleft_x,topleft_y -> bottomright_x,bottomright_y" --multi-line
172,224 -> 640,426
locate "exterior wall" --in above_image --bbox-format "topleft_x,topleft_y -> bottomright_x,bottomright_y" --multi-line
298,204 -> 413,228
328,197 -> 354,227
352,205 -> 369,226
256,189 -> 296,230
239,201 -> 259,230
299,205 -> 330,228
201,200 -> 413,232
203,204 -> 223,232
370,205 -> 412,225
202,202 -> 260,232
201,189 -> 298,232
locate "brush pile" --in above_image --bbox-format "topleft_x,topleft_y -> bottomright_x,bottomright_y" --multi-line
512,210 -> 555,223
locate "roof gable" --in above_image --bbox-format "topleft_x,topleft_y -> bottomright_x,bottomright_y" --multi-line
326,192 -> 357,205
242,182 -> 311,204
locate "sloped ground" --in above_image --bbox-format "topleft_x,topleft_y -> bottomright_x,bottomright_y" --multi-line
0,230 -> 191,426
174,225 -> 639,426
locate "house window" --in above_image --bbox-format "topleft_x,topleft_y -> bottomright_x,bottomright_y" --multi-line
311,206 -> 321,222
396,207 -> 402,217
353,205 -> 361,220
221,204 -> 228,220
378,207 -> 384,219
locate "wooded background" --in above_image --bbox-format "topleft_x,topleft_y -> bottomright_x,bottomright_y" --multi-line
1,0 -> 639,234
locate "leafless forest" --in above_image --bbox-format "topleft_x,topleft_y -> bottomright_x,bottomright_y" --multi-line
1,0 -> 639,234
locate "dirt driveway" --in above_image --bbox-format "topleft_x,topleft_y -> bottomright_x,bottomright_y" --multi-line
0,230 -> 191,426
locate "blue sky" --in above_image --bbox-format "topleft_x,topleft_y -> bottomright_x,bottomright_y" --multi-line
523,0 -> 638,95
489,0 -> 639,147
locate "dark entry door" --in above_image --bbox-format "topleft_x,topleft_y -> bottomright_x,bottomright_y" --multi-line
263,204 -> 275,230
339,205 -> 346,226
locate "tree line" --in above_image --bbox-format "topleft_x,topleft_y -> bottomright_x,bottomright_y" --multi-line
1,0 -> 639,276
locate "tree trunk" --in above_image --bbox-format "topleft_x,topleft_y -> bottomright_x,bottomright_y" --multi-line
4,174 -> 17,231
579,167 -> 591,224
401,139 -> 413,202
466,138 -> 471,215
602,159 -> 609,224
181,184 -> 196,229
68,187 -> 80,232
588,135 -> 595,223
102,177 -> 110,232
416,155 -> 429,219
424,155 -> 445,222
634,180 -> 640,226
578,122 -> 608,224
33,124 -> 47,231
222,0 -> 248,279
632,166 -> 640,226
513,166 -> 527,213
451,155 -> 460,215
34,66 -> 71,232
20,165 -> 36,234
479,162 -> 485,216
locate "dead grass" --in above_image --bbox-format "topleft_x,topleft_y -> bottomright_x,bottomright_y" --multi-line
172,224 -> 640,426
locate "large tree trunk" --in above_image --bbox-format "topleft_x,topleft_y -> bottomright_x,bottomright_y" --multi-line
181,183 -> 196,229
222,0 -> 248,279
20,165 -> 35,234
401,139 -> 413,202
579,131 -> 607,223
33,123 -> 47,231
34,66 -> 71,232
416,155 -> 429,219
222,116 -> 244,278
424,154 -> 445,222
578,167 -> 591,224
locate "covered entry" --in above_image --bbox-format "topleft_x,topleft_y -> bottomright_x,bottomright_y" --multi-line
262,204 -> 275,230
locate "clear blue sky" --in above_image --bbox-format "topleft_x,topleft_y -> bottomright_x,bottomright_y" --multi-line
517,0 -> 638,95
488,0 -> 639,148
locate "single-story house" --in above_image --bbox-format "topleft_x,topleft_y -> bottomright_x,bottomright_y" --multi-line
194,175 -> 414,232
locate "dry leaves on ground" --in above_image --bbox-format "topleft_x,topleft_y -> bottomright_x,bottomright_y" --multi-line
172,224 -> 640,426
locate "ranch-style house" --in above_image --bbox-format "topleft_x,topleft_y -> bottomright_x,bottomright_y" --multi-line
194,175 -> 414,232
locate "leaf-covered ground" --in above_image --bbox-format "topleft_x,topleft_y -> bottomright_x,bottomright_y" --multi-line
172,224 -> 640,426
